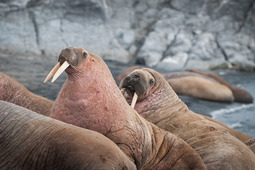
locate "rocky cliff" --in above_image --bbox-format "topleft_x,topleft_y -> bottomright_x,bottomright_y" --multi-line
0,0 -> 254,71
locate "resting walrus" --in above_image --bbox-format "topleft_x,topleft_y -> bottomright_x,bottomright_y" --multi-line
44,47 -> 207,169
119,68 -> 255,169
0,100 -> 136,170
189,69 -> 253,103
0,72 -> 54,116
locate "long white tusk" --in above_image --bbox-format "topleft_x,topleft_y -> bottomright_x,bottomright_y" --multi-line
51,61 -> 70,83
131,92 -> 138,109
121,88 -> 126,95
44,62 -> 60,83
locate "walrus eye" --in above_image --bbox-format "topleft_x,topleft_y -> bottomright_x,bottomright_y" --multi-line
82,52 -> 87,58
149,79 -> 154,85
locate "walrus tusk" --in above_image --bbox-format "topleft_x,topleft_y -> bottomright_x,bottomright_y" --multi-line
121,88 -> 126,95
51,61 -> 70,83
131,92 -> 138,109
44,62 -> 60,83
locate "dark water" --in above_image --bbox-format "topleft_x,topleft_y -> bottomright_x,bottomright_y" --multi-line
0,55 -> 254,137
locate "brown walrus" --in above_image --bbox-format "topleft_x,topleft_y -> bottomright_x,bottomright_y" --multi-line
0,72 -> 54,116
0,100 -> 136,170
44,47 -> 207,169
117,66 -> 253,103
166,75 -> 234,102
119,68 -> 255,169
189,69 -> 253,103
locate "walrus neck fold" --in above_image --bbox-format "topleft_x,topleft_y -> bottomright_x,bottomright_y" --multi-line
135,84 -> 188,124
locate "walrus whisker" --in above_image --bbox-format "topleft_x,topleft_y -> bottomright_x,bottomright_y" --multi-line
131,92 -> 138,108
44,62 -> 60,83
51,61 -> 70,83
121,88 -> 126,95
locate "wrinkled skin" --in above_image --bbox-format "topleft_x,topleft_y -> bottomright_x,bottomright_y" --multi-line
119,68 -> 255,170
50,47 -> 207,169
246,138 -> 255,154
117,66 -> 253,103
0,72 -> 54,116
189,69 -> 253,103
0,100 -> 136,170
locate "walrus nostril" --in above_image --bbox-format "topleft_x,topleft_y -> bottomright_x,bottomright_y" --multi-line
59,48 -> 74,62
126,76 -> 132,83
128,85 -> 133,90
131,74 -> 140,81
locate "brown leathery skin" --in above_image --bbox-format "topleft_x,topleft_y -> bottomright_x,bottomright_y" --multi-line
0,72 -> 54,116
199,114 -> 252,143
189,69 -> 253,103
0,100 -> 137,170
246,138 -> 255,154
50,47 -> 207,169
119,68 -> 255,169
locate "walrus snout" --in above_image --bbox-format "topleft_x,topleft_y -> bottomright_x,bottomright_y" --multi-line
44,47 -> 89,83
120,73 -> 148,97
58,48 -> 76,65
130,74 -> 140,82
58,47 -> 87,66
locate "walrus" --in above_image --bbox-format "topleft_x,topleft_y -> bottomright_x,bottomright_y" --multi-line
0,72 -> 54,116
119,68 -> 255,169
117,66 -> 253,103
166,75 -> 234,102
189,69 -> 253,103
0,100 -> 136,170
44,47 -> 207,169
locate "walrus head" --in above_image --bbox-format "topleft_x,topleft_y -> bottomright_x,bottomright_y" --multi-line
119,69 -> 153,103
119,68 -> 168,108
44,47 -> 99,83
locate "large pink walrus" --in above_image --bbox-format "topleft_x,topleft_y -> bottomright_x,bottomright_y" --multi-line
119,68 -> 255,170
44,47 -> 207,169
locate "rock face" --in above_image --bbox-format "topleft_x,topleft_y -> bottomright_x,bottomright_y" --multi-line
0,0 -> 254,71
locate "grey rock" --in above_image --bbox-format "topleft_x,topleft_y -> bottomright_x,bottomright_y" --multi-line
190,32 -> 223,60
170,0 -> 205,14
156,52 -> 189,71
0,0 -> 254,70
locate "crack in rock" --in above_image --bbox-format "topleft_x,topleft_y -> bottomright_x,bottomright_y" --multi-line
161,28 -> 181,62
28,11 -> 39,47
215,35 -> 229,61
236,0 -> 254,33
